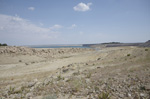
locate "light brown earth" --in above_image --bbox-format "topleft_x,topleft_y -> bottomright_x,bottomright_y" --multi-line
0,46 -> 150,99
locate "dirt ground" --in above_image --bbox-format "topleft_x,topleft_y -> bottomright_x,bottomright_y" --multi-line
0,46 -> 150,99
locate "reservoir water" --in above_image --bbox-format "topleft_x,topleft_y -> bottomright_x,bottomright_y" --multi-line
28,45 -> 90,48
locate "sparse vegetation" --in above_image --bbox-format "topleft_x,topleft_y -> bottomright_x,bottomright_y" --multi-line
86,72 -> 92,78
98,92 -> 110,99
140,86 -> 146,90
8,86 -> 15,95
127,54 -> 130,56
145,49 -> 148,51
57,75 -> 64,81
42,94 -> 57,99
1,46 -> 150,99
102,42 -> 120,44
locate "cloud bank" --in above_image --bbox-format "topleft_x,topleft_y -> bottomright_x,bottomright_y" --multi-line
73,2 -> 92,12
0,14 -> 60,45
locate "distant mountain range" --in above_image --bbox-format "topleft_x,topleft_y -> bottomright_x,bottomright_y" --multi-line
83,40 -> 150,48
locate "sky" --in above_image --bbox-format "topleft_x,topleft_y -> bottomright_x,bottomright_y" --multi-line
0,0 -> 150,45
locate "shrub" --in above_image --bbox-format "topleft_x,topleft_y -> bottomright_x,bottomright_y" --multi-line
145,49 -> 148,51
127,54 -> 130,56
57,75 -> 64,81
140,86 -> 146,90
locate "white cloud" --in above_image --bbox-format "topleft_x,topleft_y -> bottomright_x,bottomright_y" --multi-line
69,24 -> 77,29
40,23 -> 44,26
71,24 -> 77,28
73,2 -> 92,12
79,31 -> 84,35
50,24 -> 62,30
0,14 -> 50,33
28,7 -> 35,11
0,14 -> 59,45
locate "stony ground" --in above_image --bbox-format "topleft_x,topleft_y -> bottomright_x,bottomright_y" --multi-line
0,46 -> 150,99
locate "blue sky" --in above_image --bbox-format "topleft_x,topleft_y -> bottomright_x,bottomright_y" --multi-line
0,0 -> 150,45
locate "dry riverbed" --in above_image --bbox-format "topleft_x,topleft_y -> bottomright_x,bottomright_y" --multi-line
0,46 -> 150,99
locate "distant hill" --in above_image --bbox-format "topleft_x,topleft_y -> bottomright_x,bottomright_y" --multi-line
83,40 -> 150,48
140,40 -> 150,47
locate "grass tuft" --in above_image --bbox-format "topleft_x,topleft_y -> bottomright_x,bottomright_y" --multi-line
98,92 -> 110,99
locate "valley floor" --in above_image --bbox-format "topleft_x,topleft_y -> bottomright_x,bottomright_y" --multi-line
0,46 -> 150,99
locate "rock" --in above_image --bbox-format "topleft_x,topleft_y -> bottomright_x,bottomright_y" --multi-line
85,79 -> 90,84
133,94 -> 140,99
140,93 -> 145,97
43,79 -> 50,85
34,79 -> 38,82
28,82 -> 36,87
97,67 -> 101,69
26,93 -> 33,98
30,87 -> 34,91
62,66 -> 65,68
10,94 -> 16,99
119,93 -> 124,98
76,96 -> 83,98
73,72 -> 79,76
25,63 -> 29,65
127,93 -> 131,97
67,64 -> 72,67
31,61 -> 35,64
97,58 -> 101,60
15,94 -> 22,99
34,81 -> 42,88
145,85 -> 150,91
13,87 -> 22,93
63,69 -> 69,73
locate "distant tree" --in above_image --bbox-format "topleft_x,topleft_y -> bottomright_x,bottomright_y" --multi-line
0,43 -> 7,46
2,43 -> 7,46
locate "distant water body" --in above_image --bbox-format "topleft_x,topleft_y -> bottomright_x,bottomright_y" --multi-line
29,45 -> 90,48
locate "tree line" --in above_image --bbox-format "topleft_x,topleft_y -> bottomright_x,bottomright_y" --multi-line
0,43 -> 7,46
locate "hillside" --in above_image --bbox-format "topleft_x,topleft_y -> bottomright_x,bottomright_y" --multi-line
0,46 -> 150,99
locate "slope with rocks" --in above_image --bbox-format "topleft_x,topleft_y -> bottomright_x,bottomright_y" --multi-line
0,46 -> 150,99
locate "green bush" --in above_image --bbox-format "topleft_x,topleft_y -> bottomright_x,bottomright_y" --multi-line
145,49 -> 148,51
127,54 -> 130,56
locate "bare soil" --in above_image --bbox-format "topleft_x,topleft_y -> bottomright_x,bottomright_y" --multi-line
0,46 -> 150,99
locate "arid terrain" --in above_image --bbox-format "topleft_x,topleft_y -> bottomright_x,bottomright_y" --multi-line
0,46 -> 150,99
